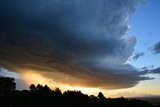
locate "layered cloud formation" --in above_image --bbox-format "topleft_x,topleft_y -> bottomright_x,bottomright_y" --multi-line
0,0 -> 152,89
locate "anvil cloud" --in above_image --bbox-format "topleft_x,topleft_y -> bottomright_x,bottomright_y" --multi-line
0,0 -> 152,89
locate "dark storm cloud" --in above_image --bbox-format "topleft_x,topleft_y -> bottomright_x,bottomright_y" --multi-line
150,67 -> 160,74
139,67 -> 160,75
152,42 -> 160,54
0,0 -> 150,89
133,52 -> 144,60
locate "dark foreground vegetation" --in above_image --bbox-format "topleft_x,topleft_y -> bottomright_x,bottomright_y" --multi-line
0,77 -> 158,107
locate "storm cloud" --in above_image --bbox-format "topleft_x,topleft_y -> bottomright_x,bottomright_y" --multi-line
0,0 -> 151,89
150,67 -> 160,74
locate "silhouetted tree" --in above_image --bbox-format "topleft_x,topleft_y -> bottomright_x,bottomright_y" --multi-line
98,92 -> 106,99
29,84 -> 36,91
55,87 -> 62,94
36,84 -> 43,91
0,77 -> 15,96
43,85 -> 51,91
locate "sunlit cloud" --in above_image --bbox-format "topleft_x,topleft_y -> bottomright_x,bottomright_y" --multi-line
21,71 -> 104,95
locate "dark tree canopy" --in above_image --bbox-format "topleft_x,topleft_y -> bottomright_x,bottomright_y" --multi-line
0,77 -> 155,107
98,92 -> 106,99
0,77 -> 15,96
29,84 -> 36,91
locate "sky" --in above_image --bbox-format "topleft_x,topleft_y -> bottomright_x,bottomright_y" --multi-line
0,0 -> 160,98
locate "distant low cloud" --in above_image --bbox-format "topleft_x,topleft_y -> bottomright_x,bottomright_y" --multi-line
152,42 -> 160,54
133,52 -> 144,60
140,67 -> 160,75
150,67 -> 160,74
0,0 -> 150,90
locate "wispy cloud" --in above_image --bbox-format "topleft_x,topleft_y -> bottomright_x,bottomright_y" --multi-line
152,42 -> 160,54
133,52 -> 144,60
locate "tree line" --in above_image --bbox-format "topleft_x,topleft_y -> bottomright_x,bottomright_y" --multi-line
0,77 -> 156,107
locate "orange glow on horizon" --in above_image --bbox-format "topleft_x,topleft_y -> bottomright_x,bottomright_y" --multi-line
21,71 -> 160,98
22,71 -> 103,95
